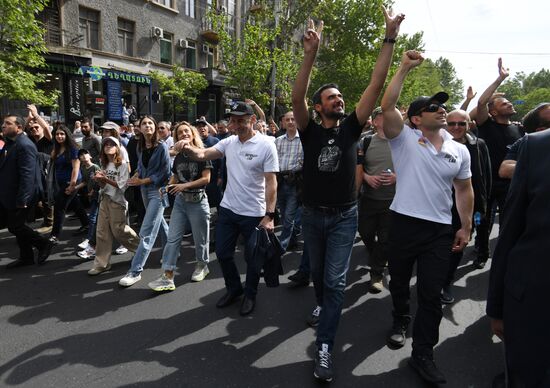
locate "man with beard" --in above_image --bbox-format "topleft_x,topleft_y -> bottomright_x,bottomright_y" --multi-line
474,58 -> 524,269
81,118 -> 101,164
291,8 -> 404,382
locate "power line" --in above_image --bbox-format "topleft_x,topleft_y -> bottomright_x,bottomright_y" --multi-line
425,49 -> 550,56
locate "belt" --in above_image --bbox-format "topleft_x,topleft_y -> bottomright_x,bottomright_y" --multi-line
307,204 -> 355,214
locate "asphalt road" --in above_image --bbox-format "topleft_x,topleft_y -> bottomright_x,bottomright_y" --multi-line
0,217 -> 503,388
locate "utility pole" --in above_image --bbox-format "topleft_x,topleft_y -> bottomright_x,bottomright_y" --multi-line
269,0 -> 280,119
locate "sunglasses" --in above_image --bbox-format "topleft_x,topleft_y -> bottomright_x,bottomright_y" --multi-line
447,121 -> 467,127
419,103 -> 447,114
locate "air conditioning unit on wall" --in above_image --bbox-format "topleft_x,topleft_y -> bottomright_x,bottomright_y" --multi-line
177,39 -> 189,48
151,26 -> 163,39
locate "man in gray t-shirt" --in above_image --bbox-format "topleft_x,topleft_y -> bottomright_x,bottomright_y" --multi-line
81,119 -> 101,164
355,107 -> 396,293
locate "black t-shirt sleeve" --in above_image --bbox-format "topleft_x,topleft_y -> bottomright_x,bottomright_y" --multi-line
342,111 -> 363,141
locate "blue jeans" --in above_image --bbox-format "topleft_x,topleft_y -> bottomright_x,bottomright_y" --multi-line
215,206 -> 262,298
162,193 -> 210,271
299,242 -> 311,274
302,205 -> 358,351
128,186 -> 169,274
87,198 -> 99,243
277,181 -> 300,250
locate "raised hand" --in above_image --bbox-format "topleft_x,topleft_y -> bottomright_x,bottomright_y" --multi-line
27,104 -> 39,119
401,50 -> 424,70
466,86 -> 477,100
382,6 -> 405,39
498,57 -> 509,80
303,18 -> 323,55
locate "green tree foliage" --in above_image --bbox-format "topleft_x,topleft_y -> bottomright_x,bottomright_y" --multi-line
148,65 -> 208,105
0,0 -> 59,106
210,4 -> 308,109
499,68 -> 550,119
434,57 -> 463,107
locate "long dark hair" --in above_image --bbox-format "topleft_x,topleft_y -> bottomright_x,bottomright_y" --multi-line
137,115 -> 160,152
51,124 -> 79,160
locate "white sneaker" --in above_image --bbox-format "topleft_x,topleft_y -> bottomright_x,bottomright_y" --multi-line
115,245 -> 128,255
78,239 -> 90,250
77,246 -> 96,259
148,274 -> 176,291
191,262 -> 210,282
119,273 -> 141,287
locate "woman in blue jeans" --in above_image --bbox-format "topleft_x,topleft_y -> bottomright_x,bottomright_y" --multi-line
119,116 -> 170,287
148,122 -> 212,292
49,125 -> 89,244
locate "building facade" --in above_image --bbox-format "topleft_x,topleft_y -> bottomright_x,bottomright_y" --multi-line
3,0 -> 253,126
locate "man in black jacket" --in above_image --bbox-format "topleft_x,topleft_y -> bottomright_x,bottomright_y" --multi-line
442,109 -> 492,303
0,115 -> 53,268
487,128 -> 550,387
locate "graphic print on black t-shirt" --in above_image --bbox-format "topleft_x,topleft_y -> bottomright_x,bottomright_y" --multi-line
318,145 -> 342,172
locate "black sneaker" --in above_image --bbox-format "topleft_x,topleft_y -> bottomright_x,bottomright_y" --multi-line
387,314 -> 411,348
314,344 -> 333,382
473,258 -> 487,269
307,305 -> 322,327
72,225 -> 89,236
440,286 -> 455,304
288,270 -> 310,287
408,354 -> 446,384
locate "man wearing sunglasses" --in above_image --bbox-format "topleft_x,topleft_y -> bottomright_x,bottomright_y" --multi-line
380,51 -> 474,384
442,110 -> 492,304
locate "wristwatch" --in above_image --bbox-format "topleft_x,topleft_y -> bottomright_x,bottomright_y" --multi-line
265,211 -> 275,220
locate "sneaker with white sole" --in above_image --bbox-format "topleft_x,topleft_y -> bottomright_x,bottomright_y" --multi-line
307,305 -> 322,327
148,274 -> 176,291
115,245 -> 128,255
191,262 -> 210,282
314,343 -> 333,382
78,239 -> 90,250
77,246 -> 96,259
88,264 -> 111,276
119,272 -> 141,287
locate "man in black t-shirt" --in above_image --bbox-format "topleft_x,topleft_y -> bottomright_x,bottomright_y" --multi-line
291,9 -> 404,383
474,58 -> 524,268
498,102 -> 550,179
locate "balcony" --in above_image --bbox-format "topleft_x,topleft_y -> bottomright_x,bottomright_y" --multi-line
200,67 -> 226,86
200,17 -> 220,45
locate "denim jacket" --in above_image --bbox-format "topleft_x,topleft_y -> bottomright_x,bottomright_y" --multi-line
137,142 -> 170,188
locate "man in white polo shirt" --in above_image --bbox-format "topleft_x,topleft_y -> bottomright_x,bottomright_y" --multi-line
176,101 -> 279,316
380,51 -> 474,385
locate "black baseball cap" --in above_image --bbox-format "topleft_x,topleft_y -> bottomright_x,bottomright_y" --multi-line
407,92 -> 449,120
194,118 -> 208,126
224,101 -> 254,118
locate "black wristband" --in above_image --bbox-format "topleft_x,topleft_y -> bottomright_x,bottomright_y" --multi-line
265,212 -> 275,220
383,37 -> 396,44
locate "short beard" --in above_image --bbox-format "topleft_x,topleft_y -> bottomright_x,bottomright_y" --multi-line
323,110 -> 346,120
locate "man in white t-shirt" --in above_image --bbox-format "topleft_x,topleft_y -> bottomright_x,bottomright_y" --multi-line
380,51 -> 474,385
176,101 -> 279,316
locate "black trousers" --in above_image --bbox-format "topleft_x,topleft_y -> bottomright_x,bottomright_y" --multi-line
476,183 -> 508,260
52,182 -> 89,238
388,212 -> 453,358
0,203 -> 50,261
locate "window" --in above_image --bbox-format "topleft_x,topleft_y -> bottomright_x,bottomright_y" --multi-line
153,0 -> 174,8
207,46 -> 215,68
117,18 -> 134,56
185,41 -> 197,69
79,7 -> 100,49
160,32 -> 173,64
184,0 -> 195,18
